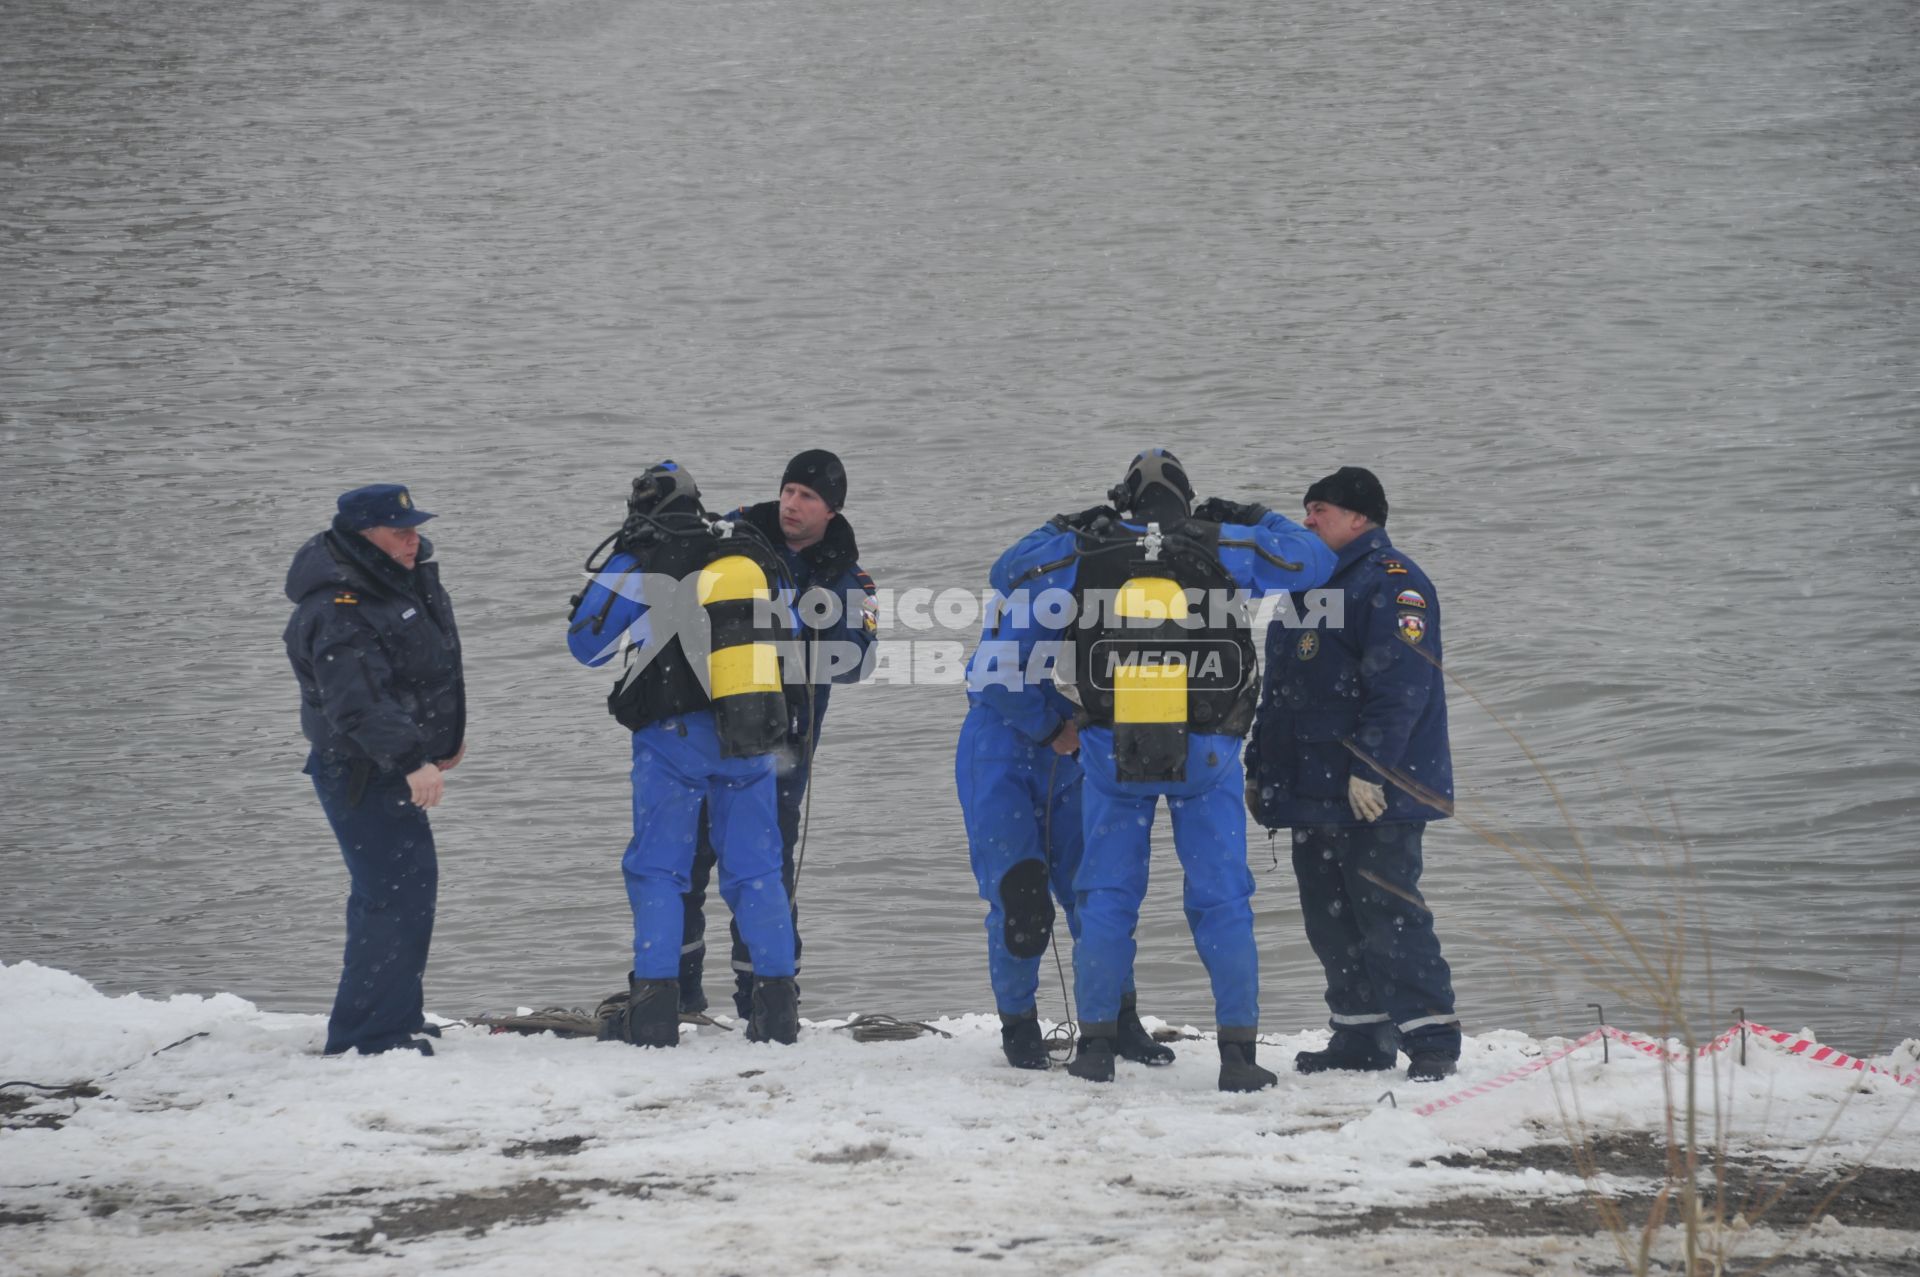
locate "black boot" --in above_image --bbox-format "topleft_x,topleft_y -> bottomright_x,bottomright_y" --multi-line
1406,1052 -> 1457,1083
1000,1011 -> 1049,1070
746,976 -> 800,1045
1066,1025 -> 1117,1083
1115,993 -> 1175,1066
1294,1027 -> 1397,1075
623,976 -> 682,1049
678,947 -> 708,1015
1218,1030 -> 1278,1093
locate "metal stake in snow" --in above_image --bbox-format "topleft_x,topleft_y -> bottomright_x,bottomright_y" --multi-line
1589,1004 -> 1607,1063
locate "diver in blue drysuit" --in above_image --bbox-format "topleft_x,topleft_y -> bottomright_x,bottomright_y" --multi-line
565,461 -> 801,1048
958,540 -> 1174,1070
989,449 -> 1336,1091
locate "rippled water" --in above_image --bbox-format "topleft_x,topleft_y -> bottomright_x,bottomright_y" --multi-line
4,0 -> 1916,1049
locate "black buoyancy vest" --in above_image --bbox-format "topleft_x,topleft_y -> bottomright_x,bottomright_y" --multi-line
606,516 -> 795,758
1071,518 -> 1257,782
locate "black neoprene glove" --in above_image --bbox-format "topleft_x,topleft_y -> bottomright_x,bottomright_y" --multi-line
1193,497 -> 1271,526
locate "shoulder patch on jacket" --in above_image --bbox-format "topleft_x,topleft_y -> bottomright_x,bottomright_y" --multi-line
1397,613 -> 1427,644
1395,588 -> 1426,609
332,592 -> 359,605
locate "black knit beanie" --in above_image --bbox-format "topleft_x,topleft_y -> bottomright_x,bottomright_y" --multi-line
781,449 -> 848,510
1303,466 -> 1388,525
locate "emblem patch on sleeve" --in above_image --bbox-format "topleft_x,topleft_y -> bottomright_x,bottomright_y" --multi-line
1397,613 -> 1427,644
1296,631 -> 1320,661
1395,588 -> 1427,609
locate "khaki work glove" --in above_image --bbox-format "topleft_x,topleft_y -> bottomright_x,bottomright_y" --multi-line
1347,775 -> 1386,823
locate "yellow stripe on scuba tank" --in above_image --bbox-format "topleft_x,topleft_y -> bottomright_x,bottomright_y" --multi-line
697,555 -> 771,606
1114,575 -> 1188,620
709,643 -> 782,699
1113,659 -> 1188,724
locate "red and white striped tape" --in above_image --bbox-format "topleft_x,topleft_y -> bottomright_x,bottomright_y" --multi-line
1739,1021 -> 1919,1087
1412,1029 -> 1604,1117
1413,1020 -> 1916,1118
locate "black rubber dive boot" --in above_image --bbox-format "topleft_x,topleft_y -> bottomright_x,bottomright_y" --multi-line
1218,1030 -> 1278,1092
1066,1025 -> 1117,1083
1000,1011 -> 1049,1070
1406,1052 -> 1458,1083
1115,993 -> 1175,1066
1294,1027 -> 1397,1075
625,976 -> 682,1048
746,976 -> 800,1045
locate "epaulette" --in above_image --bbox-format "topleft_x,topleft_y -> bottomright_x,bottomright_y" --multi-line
332,591 -> 359,605
854,567 -> 876,594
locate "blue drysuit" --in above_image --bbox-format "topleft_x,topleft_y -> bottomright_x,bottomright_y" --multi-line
991,511 -> 1335,1032
1247,528 -> 1460,1055
567,551 -> 797,983
956,538 -> 1092,1016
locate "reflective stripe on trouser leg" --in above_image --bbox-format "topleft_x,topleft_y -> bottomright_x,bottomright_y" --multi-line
1295,822 -> 1457,1046
708,752 -> 796,978
1292,824 -> 1385,1031
1340,821 -> 1455,1046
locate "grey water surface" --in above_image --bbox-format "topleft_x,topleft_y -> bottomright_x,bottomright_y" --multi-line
3,0 -> 1916,1049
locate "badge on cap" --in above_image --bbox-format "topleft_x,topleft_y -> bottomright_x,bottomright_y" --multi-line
399,491 -> 412,509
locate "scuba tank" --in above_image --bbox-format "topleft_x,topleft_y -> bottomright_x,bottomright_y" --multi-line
1056,505 -> 1254,785
570,463 -> 797,758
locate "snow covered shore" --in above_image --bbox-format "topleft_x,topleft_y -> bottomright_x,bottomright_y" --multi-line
2,961 -> 1915,1275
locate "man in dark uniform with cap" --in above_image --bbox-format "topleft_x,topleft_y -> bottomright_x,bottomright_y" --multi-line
679,449 -> 878,1019
1246,466 -> 1463,1082
284,484 -> 466,1057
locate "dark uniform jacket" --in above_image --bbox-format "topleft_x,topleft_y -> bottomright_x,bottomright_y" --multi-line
731,501 -> 876,745
1247,529 -> 1452,827
284,523 -> 466,776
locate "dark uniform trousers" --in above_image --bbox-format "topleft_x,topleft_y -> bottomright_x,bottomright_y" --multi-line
1290,820 -> 1460,1054
309,754 -> 438,1056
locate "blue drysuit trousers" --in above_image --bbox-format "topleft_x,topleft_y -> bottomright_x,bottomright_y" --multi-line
309,754 -> 437,1056
1292,822 -> 1460,1053
955,705 -> 1087,1016
1075,728 -> 1260,1030
623,714 -> 796,981
682,751 -> 808,1011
